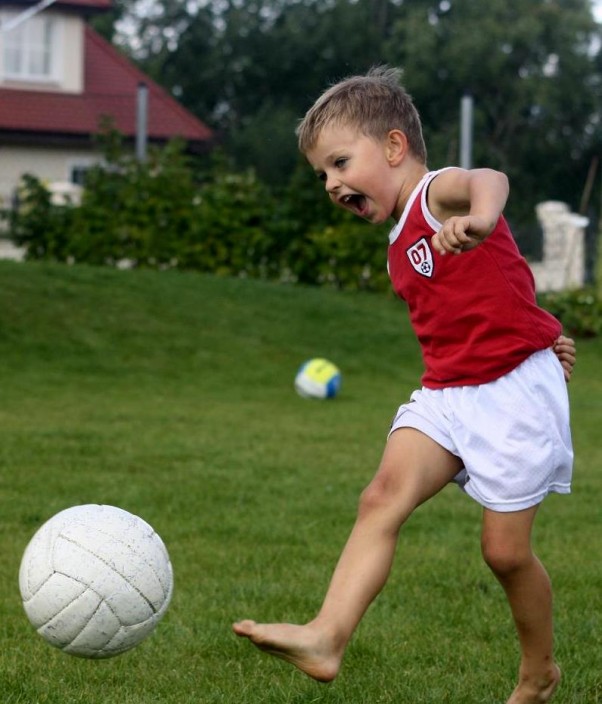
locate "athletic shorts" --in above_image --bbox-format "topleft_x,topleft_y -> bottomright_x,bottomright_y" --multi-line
389,349 -> 573,512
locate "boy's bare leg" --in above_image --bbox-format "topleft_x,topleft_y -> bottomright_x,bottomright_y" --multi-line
481,507 -> 561,704
233,429 -> 461,681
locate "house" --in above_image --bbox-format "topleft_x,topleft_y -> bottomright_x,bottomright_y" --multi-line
0,0 -> 214,208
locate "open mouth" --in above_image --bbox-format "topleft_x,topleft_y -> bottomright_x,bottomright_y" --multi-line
340,193 -> 368,217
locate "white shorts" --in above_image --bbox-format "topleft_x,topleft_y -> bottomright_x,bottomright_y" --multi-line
389,349 -> 573,512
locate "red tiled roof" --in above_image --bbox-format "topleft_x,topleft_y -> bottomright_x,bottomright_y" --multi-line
0,25 -> 213,144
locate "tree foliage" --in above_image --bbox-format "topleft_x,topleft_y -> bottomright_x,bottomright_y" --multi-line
389,0 -> 601,220
99,0 -> 602,227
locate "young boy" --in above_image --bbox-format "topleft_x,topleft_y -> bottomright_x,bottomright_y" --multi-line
233,66 -> 576,704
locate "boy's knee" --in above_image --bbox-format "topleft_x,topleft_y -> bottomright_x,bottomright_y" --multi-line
357,473 -> 411,521
359,475 -> 395,515
481,537 -> 531,577
358,479 -> 389,516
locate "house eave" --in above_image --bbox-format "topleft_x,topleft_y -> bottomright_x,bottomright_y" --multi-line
0,128 -> 218,154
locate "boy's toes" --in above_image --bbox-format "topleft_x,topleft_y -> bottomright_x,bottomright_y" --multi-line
232,620 -> 258,638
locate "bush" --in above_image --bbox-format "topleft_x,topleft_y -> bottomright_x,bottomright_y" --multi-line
0,133 -> 393,293
70,137 -> 202,268
3,174 -> 77,260
538,287 -> 602,338
304,221 -> 390,291
177,169 -> 281,279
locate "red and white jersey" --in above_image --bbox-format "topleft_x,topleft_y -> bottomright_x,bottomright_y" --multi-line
387,170 -> 561,389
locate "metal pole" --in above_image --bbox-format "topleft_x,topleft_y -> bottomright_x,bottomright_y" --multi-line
136,82 -> 148,163
460,93 -> 473,170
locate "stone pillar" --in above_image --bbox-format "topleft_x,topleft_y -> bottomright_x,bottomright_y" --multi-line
530,201 -> 588,292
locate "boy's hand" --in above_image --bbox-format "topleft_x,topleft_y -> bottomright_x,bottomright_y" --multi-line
553,335 -> 576,382
431,215 -> 494,256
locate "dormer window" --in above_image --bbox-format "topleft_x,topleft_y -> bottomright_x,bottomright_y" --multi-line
2,13 -> 59,82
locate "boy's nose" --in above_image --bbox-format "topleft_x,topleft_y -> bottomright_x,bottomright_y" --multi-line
325,174 -> 341,194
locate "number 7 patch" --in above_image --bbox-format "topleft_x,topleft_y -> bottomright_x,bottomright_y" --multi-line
406,237 -> 434,278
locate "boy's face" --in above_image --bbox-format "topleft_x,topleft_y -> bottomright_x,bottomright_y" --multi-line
305,124 -> 403,224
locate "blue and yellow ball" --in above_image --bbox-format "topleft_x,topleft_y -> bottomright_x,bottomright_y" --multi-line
294,358 -> 341,399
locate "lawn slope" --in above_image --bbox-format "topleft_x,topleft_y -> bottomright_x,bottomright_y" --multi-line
0,261 -> 600,704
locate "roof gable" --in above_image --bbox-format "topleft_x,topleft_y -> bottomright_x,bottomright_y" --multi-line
83,26 -> 213,142
0,23 -> 213,146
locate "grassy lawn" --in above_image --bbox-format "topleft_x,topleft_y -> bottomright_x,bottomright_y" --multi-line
0,261 -> 600,703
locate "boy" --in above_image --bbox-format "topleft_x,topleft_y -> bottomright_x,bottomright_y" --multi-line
233,66 -> 576,704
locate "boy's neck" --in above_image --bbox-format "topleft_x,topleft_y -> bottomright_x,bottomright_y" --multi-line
393,162 -> 429,221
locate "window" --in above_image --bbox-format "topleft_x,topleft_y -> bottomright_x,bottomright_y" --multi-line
70,163 -> 92,186
3,14 -> 57,82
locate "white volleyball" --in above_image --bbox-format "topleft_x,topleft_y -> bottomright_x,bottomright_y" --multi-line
19,504 -> 173,659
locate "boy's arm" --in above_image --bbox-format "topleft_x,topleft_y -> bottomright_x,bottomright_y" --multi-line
428,168 -> 509,256
428,169 -> 576,382
553,335 -> 576,383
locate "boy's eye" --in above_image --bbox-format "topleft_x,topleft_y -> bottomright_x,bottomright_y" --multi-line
334,157 -> 347,168
317,172 -> 326,182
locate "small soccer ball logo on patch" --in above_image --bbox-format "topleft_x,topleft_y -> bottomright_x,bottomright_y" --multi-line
18,504 -> 173,659
294,358 -> 341,399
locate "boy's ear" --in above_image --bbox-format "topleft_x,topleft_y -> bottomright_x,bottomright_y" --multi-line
386,130 -> 408,166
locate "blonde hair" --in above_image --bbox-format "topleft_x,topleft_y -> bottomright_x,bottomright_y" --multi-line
296,66 -> 427,164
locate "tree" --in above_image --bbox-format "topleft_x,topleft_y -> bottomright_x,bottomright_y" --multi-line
112,0 -> 601,226
385,0 -> 601,224
113,0 -> 414,181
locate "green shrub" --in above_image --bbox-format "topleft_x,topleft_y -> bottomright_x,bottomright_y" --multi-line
2,140 -> 281,277
2,174 -> 76,260
70,138 -> 200,267
178,169 -> 281,279
9,138 -> 599,314
0,133 -> 394,293
539,287 -> 602,338
303,220 -> 390,291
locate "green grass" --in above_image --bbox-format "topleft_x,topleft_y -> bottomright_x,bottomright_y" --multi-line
0,261 -> 600,703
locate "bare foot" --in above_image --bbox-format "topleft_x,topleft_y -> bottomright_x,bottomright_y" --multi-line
506,664 -> 561,704
232,620 -> 342,682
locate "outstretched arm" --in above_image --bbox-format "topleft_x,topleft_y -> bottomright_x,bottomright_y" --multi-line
553,335 -> 576,382
428,168 -> 509,256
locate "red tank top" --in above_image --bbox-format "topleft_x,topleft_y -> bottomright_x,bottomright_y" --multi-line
387,170 -> 561,388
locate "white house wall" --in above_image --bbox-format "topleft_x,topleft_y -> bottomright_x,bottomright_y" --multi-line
58,12 -> 84,93
0,144 -> 100,205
